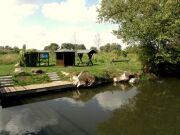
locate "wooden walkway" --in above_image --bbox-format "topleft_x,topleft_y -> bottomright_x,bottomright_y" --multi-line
0,81 -> 75,97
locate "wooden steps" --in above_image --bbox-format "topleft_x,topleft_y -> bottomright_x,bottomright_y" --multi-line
46,72 -> 60,81
0,76 -> 14,87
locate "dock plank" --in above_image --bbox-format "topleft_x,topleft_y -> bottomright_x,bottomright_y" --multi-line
3,87 -> 11,93
8,87 -> 17,92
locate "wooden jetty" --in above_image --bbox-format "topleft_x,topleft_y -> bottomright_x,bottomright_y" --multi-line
0,81 -> 75,97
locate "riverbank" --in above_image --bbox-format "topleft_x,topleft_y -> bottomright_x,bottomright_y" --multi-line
0,52 -> 142,86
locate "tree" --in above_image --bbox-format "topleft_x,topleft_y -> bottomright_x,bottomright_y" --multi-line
13,46 -> 20,53
98,0 -> 180,74
74,44 -> 86,50
100,43 -> 110,52
90,46 -> 98,52
110,43 -> 121,51
61,43 -> 86,50
100,43 -> 121,52
61,43 -> 75,50
44,43 -> 59,51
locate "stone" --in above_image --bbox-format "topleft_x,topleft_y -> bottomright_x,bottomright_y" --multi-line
31,69 -> 44,75
113,72 -> 130,82
15,63 -> 20,67
129,78 -> 140,84
14,68 -> 25,76
61,71 -> 70,76
73,71 -> 96,88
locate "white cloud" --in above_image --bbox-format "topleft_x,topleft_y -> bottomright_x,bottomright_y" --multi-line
0,0 -> 39,48
0,0 -> 126,50
42,0 -> 98,23
57,97 -> 85,107
0,0 -> 38,25
94,87 -> 138,111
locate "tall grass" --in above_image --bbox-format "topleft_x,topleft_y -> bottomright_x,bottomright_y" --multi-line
0,53 -> 19,65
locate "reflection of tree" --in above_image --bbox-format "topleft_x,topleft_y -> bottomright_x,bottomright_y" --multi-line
97,79 -> 180,135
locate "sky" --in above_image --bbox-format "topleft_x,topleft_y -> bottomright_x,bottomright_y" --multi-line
0,0 -> 125,50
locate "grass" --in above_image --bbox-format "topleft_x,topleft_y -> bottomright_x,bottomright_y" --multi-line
0,53 -> 19,65
0,52 -> 142,86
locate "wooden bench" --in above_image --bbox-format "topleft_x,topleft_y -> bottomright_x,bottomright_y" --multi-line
111,59 -> 130,63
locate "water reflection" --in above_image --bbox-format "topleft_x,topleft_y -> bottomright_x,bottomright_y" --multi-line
0,78 -> 179,135
94,87 -> 138,111
98,78 -> 180,135
0,84 -> 137,135
0,106 -> 58,135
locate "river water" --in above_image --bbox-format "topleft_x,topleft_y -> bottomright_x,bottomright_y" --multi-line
0,78 -> 180,135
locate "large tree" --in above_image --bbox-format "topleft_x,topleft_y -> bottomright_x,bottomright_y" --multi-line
44,43 -> 59,51
61,43 -> 75,50
98,0 -> 180,74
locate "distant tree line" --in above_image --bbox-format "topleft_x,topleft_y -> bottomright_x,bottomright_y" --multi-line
61,43 -> 86,50
0,45 -> 20,54
99,43 -> 121,52
44,43 -> 86,51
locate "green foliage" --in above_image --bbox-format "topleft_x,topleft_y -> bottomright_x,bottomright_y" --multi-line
19,49 -> 39,67
44,43 -> 59,51
61,43 -> 75,50
61,43 -> 86,50
121,50 -> 128,58
98,0 -> 180,74
0,45 -> 20,54
0,52 -> 141,85
90,46 -> 98,52
100,43 -> 121,52
74,44 -> 86,50
19,50 -> 25,66
125,45 -> 141,54
0,53 -> 19,65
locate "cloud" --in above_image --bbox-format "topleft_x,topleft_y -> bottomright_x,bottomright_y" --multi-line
94,87 -> 138,111
0,0 -> 39,48
0,0 -> 38,25
0,107 -> 57,135
59,97 -> 85,107
42,0 -> 98,23
0,0 -> 126,50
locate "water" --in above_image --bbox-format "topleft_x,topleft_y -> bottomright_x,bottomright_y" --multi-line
0,78 -> 180,135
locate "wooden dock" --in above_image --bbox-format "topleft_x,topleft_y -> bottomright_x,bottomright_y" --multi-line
0,81 -> 75,97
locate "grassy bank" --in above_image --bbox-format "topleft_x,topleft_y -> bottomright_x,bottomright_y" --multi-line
0,52 -> 142,86
0,53 -> 19,65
